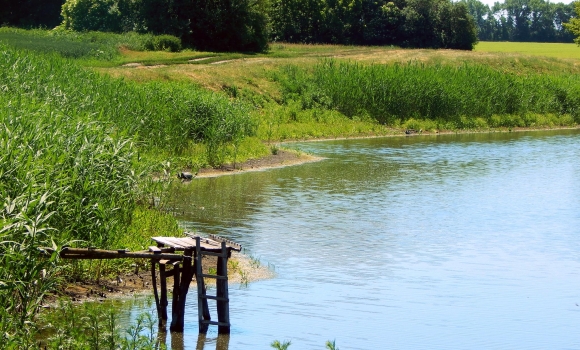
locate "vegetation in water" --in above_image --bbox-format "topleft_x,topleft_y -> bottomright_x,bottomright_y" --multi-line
36,299 -> 165,349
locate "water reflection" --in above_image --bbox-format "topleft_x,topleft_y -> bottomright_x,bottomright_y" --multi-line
195,334 -> 230,350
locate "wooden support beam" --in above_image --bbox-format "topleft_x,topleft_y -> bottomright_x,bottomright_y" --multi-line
195,237 -> 210,334
60,247 -> 188,261
151,260 -> 162,326
159,263 -> 168,321
170,248 -> 195,332
216,241 -> 230,334
171,262 -> 181,330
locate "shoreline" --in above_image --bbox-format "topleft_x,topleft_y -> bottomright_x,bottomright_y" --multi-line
189,125 -> 580,178
50,125 -> 579,305
49,252 -> 274,305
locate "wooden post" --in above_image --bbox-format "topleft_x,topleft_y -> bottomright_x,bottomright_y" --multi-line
157,243 -> 168,323
170,262 -> 181,327
195,237 -> 210,333
159,263 -> 168,322
170,248 -> 194,332
216,241 -> 230,334
151,260 -> 161,324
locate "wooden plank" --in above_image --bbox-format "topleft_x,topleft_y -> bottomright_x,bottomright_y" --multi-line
163,237 -> 193,249
209,234 -> 242,252
149,246 -> 162,254
151,237 -> 184,249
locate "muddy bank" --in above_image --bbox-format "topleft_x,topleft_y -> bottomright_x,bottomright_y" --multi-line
194,149 -> 324,178
56,252 -> 273,304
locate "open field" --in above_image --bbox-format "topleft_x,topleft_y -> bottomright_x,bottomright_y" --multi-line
475,41 -> 580,59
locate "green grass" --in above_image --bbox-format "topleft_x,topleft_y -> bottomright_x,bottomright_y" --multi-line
475,41 -> 580,59
272,59 -> 580,129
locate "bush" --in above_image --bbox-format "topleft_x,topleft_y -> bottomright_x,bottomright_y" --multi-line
144,34 -> 182,52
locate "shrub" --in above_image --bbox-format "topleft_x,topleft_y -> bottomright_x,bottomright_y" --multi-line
144,34 -> 182,52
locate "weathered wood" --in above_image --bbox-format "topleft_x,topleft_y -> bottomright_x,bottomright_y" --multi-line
195,238 -> 210,334
216,241 -> 230,334
159,263 -> 168,321
149,246 -> 162,253
170,262 -> 181,331
170,248 -> 195,332
60,248 -> 187,261
199,274 -> 227,280
209,234 -> 242,252
151,260 -> 162,325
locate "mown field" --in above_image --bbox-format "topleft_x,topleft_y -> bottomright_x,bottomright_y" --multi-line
475,41 -> 580,59
1,28 -> 580,347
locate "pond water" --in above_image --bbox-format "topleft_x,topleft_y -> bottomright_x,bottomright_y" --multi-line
145,129 -> 580,349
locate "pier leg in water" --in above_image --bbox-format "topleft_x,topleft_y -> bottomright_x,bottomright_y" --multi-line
216,241 -> 230,334
170,248 -> 194,332
159,263 -> 168,322
151,260 -> 163,326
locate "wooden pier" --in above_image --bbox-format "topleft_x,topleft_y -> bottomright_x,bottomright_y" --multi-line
57,233 -> 242,334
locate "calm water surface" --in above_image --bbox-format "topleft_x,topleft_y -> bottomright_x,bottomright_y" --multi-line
146,130 -> 580,349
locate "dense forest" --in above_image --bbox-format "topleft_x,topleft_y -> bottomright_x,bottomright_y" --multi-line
0,0 -> 576,51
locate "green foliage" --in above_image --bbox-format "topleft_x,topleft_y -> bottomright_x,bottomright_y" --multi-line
463,0 -> 575,43
0,27 -> 161,60
276,59 -> 580,127
564,1 -> 580,45
60,0 -> 125,32
271,340 -> 292,350
326,340 -> 339,350
270,0 -> 477,49
1,43 -> 255,154
144,34 -> 182,52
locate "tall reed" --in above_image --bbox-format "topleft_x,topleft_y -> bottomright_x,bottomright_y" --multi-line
277,59 -> 580,127
0,43 -> 256,156
0,42 -> 256,343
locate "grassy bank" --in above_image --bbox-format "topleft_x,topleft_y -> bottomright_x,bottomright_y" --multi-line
0,34 -> 265,345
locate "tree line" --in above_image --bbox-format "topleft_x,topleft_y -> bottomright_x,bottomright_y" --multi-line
2,0 -> 578,52
461,0 -> 575,42
1,0 -> 477,51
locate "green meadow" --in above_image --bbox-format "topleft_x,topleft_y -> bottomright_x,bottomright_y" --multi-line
475,41 -> 580,59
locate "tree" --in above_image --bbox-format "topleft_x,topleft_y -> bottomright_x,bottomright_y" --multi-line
60,0 -> 124,32
564,1 -> 580,45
